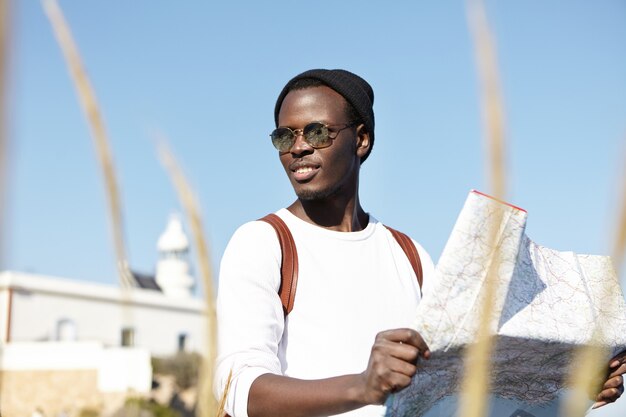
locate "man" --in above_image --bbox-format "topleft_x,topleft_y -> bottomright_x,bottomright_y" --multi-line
215,69 -> 625,417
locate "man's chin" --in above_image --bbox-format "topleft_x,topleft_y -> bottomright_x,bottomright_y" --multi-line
295,186 -> 336,201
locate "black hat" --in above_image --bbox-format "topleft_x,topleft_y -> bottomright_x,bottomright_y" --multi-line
274,69 -> 375,162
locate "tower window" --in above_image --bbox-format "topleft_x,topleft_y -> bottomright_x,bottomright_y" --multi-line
178,333 -> 188,352
121,327 -> 135,347
56,318 -> 77,341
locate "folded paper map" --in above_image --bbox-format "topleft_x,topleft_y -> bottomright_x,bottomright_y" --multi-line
386,190 -> 626,417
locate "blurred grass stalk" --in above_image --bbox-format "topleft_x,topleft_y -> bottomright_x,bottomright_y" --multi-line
0,0 -> 8,406
42,5 -> 136,409
563,142 -> 626,417
217,370 -> 233,417
457,210 -> 505,417
42,0 -> 133,289
0,0 -> 6,267
563,343 -> 607,417
44,0 -> 223,413
156,139 -> 220,417
458,0 -> 508,416
467,0 -> 506,201
612,141 -> 626,277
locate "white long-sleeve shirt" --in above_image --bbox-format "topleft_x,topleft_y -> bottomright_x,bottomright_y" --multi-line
215,209 -> 435,417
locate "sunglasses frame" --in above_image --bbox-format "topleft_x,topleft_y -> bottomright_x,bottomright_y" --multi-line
270,121 -> 359,153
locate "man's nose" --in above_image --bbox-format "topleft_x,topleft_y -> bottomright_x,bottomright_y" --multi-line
290,132 -> 313,155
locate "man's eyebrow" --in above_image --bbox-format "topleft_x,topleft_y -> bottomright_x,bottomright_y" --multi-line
279,120 -> 331,129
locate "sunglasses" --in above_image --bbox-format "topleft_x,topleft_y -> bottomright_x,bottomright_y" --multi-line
270,121 -> 358,152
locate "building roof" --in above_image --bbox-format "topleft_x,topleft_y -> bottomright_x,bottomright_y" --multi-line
0,271 -> 204,313
131,270 -> 162,291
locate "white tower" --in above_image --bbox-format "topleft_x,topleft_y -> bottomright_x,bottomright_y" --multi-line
155,214 -> 195,298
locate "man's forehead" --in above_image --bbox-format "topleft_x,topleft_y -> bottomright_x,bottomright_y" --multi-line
278,86 -> 348,124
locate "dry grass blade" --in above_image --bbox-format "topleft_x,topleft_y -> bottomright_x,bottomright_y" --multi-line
156,138 -> 218,417
467,0 -> 507,201
42,0 -> 132,288
216,369 -> 233,417
563,141 -> 626,417
0,0 -> 7,269
562,344 -> 607,417
612,139 -> 626,277
458,1 -> 508,416
457,206 -> 505,417
0,0 -> 8,407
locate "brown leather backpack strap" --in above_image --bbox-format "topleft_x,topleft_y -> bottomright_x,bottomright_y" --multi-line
259,213 -> 299,315
386,226 -> 423,294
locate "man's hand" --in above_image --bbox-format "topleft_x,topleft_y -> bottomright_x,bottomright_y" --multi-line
593,351 -> 626,409
248,329 -> 430,417
357,328 -> 430,405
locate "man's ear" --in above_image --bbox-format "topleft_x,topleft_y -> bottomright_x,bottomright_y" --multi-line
355,124 -> 371,160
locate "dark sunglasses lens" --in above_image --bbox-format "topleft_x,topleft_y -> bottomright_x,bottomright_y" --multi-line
270,128 -> 295,152
303,123 -> 330,148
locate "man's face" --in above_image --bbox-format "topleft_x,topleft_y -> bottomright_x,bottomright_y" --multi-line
277,86 -> 362,201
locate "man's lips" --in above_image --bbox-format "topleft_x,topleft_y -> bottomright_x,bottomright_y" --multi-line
289,161 -> 321,182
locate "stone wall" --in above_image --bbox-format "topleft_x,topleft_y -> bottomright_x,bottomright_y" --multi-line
0,369 -> 103,417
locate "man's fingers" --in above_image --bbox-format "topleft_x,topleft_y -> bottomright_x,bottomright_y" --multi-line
363,329 -> 432,404
608,363 -> 626,379
603,375 -> 623,390
373,338 -> 421,363
383,373 -> 412,395
370,341 -> 419,376
378,358 -> 415,393
590,367 -> 625,405
376,328 -> 430,357
596,387 -> 623,403
607,350 -> 626,374
595,375 -> 624,406
386,356 -> 417,378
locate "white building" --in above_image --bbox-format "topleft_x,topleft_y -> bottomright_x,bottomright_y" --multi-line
0,215 -> 206,417
0,268 -> 205,355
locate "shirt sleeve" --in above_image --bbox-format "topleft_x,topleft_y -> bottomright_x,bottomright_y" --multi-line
214,220 -> 284,417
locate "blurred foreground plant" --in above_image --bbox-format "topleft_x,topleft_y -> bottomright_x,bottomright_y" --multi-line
152,352 -> 202,391
122,398 -> 180,417
156,139 -> 226,416
458,0 -> 508,416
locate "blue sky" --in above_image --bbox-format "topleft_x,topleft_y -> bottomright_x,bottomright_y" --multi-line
7,0 -> 626,290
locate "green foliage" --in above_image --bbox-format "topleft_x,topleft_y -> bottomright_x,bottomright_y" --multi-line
152,352 -> 202,390
78,408 -> 100,417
